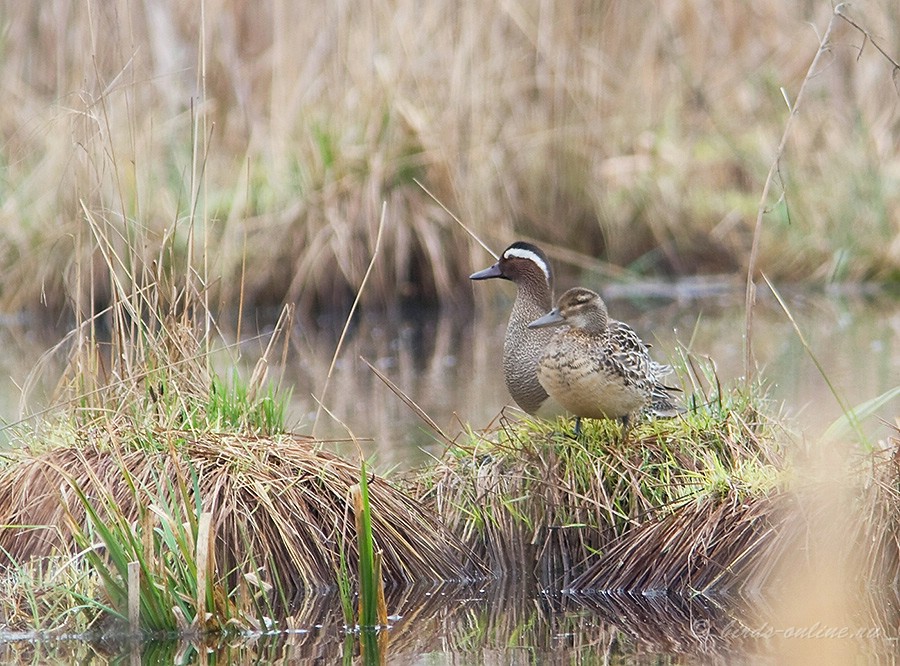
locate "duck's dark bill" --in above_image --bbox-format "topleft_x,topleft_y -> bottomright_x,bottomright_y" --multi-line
469,264 -> 503,280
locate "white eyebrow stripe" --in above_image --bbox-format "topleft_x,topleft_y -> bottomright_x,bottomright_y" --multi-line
503,248 -> 551,284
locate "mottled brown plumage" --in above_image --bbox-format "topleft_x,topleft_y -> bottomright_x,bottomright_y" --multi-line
528,287 -> 679,425
470,242 -> 567,418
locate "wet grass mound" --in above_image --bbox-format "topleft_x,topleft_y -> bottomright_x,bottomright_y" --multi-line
411,373 -> 787,592
0,424 -> 482,635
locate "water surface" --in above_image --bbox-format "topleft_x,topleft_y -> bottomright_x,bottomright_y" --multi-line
4,284 -> 896,461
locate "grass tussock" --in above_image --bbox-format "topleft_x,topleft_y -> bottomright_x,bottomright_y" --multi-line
0,428 -> 482,633
410,363 -> 786,590
1,3 -> 899,321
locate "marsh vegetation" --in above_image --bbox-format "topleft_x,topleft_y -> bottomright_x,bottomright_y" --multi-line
0,1 -> 898,663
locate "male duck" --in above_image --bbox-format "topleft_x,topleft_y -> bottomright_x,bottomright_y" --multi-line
527,287 -> 679,430
470,242 -> 567,418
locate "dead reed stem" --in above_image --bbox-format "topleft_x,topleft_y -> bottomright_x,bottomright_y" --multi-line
836,4 -> 900,73
744,10 -> 840,379
414,178 -> 497,260
313,201 -> 387,437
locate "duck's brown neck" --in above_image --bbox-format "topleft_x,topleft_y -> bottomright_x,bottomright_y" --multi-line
572,306 -> 609,334
503,276 -> 554,415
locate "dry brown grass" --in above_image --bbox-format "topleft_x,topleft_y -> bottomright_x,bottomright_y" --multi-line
571,490 -> 787,595
0,430 -> 483,598
858,425 -> 900,589
1,2 -> 898,320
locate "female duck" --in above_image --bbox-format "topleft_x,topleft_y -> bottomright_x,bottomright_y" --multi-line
527,287 -> 678,427
470,242 -> 566,418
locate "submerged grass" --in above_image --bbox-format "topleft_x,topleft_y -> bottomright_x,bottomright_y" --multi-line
0,554 -> 100,635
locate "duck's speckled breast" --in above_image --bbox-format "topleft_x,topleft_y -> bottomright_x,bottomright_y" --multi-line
502,291 -> 559,416
536,329 -> 648,419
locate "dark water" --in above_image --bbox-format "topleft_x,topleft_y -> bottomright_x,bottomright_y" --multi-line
0,283 -> 898,662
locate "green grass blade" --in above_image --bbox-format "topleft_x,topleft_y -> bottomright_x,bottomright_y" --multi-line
821,385 -> 900,447
763,276 -> 869,448
356,459 -> 379,628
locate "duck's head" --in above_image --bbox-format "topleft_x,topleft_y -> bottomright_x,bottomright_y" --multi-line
527,287 -> 609,332
470,241 -> 552,291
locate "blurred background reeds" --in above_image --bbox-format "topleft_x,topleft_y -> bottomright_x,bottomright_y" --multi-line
1,1 -> 898,324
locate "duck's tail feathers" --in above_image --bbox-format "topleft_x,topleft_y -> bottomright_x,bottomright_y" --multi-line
647,383 -> 684,418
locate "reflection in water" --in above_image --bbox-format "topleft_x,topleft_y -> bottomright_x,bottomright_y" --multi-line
1,581 -> 897,664
0,583 -> 760,664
